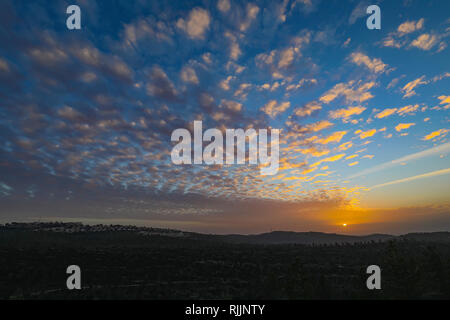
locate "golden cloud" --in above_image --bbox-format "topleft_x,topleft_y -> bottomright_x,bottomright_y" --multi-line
438,95 -> 450,104
329,106 -> 366,119
350,52 -> 388,74
397,104 -> 419,115
261,100 -> 290,118
395,123 -> 415,132
338,141 -> 353,151
317,131 -> 347,144
402,76 -> 427,98
359,129 -> 377,139
375,108 -> 397,119
305,120 -> 334,132
310,153 -> 346,167
423,129 -> 448,141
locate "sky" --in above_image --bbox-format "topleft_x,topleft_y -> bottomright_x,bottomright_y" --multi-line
0,0 -> 449,235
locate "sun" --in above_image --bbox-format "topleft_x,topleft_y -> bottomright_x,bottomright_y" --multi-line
342,223 -> 347,227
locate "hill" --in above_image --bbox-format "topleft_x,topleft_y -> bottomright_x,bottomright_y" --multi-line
1,222 -> 449,245
218,231 -> 395,244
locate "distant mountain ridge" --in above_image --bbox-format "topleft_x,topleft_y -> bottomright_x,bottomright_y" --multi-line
1,222 -> 450,245
218,231 -> 450,244
218,231 -> 395,244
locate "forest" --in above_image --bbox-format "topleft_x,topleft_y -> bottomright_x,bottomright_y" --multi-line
0,223 -> 449,300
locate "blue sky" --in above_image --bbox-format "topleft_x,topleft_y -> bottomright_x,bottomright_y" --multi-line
0,0 -> 449,234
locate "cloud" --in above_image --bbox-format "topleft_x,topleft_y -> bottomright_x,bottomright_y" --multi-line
375,108 -> 397,119
401,76 -> 427,98
202,53 -> 212,65
374,105 -> 420,119
317,131 -> 347,144
224,31 -> 242,61
291,0 -> 315,14
146,66 -> 179,101
285,120 -> 334,139
255,32 -> 311,79
29,47 -> 68,67
348,1 -> 369,25
292,102 -> 321,117
177,8 -> 211,40
411,33 -> 438,50
180,66 -> 199,84
0,57 -> 11,73
382,36 -> 404,48
210,99 -> 244,123
239,3 -> 260,32
320,81 -> 375,104
233,83 -> 252,100
260,100 -> 290,118
285,78 -> 317,91
57,105 -> 85,121
381,18 -> 425,49
304,120 -> 333,132
272,0 -> 290,23
423,129 -> 448,141
217,0 -> 231,13
348,161 -> 358,167
80,72 -> 97,83
358,129 -> 377,139
432,73 -> 450,82
260,82 -> 281,92
397,18 -> 424,35
220,99 -> 243,113
395,123 -> 415,132
338,141 -> 353,151
370,168 -> 450,190
387,75 -> 407,89
310,153 -> 345,167
230,42 -> 242,61
0,182 -> 13,196
219,75 -> 234,91
397,104 -> 419,115
438,95 -> 450,104
121,18 -> 173,47
278,48 -> 295,68
298,147 -> 330,157
70,44 -> 133,83
348,142 -> 450,178
437,41 -> 447,53
256,50 -> 276,66
350,52 -> 388,74
329,106 -> 366,120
